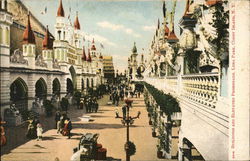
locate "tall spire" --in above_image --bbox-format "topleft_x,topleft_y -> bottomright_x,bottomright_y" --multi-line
23,13 -> 35,44
183,0 -> 191,18
157,18 -> 160,29
91,38 -> 96,50
74,11 -> 80,30
163,1 -> 166,18
82,46 -> 87,61
57,0 -> 65,17
43,26 -> 53,49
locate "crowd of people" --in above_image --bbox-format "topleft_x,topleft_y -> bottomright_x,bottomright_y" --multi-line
80,96 -> 99,113
21,83 -> 143,142
108,84 -> 142,106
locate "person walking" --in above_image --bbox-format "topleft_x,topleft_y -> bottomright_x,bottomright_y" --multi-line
55,111 -> 61,129
64,118 -> 72,139
36,123 -> 43,141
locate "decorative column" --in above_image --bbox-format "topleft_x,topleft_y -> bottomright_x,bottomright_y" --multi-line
60,75 -> 67,98
47,75 -> 53,100
27,74 -> 36,110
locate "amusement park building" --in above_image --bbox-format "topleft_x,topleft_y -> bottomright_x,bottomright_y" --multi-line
130,0 -> 249,160
0,0 -> 104,121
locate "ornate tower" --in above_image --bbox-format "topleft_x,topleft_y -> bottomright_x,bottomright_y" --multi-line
42,26 -> 53,69
90,38 -> 97,57
23,13 -> 36,69
74,11 -> 81,49
54,0 -> 68,72
130,42 -> 138,79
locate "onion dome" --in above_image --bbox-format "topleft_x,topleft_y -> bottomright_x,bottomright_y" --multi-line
183,0 -> 192,18
42,26 -> 53,49
82,46 -> 87,61
132,42 -> 137,53
86,49 -> 92,62
23,13 -> 35,44
91,39 -> 96,50
206,0 -> 222,6
57,0 -> 65,17
74,12 -> 80,30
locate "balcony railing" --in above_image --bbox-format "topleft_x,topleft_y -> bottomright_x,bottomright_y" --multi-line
181,73 -> 219,108
145,72 -> 219,108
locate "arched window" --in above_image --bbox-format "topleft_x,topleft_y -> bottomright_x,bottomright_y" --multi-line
58,30 -> 61,40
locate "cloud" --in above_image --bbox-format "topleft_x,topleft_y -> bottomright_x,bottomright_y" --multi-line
97,21 -> 141,38
142,25 -> 155,32
83,32 -> 116,47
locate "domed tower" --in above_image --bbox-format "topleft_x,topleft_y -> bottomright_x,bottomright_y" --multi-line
130,42 -> 138,79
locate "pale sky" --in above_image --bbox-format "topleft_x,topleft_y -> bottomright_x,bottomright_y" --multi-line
22,0 -> 186,73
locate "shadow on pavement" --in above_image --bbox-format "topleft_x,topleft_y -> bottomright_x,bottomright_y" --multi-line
106,156 -> 122,161
34,144 -> 46,149
72,123 -> 140,130
41,136 -> 60,141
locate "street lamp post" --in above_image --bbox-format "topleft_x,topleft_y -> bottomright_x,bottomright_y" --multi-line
116,99 -> 141,161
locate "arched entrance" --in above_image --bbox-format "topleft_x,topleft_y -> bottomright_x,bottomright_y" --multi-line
52,78 -> 61,96
67,78 -> 74,94
69,66 -> 77,90
181,138 -> 205,161
35,78 -> 47,99
10,77 -> 28,111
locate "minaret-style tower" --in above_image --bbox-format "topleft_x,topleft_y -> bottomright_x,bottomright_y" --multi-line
42,26 -> 53,69
23,13 -> 36,69
130,42 -> 138,79
55,0 -> 66,41
74,11 -> 82,49
54,0 -> 68,72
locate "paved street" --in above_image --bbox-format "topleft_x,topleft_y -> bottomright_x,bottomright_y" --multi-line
1,96 -> 174,161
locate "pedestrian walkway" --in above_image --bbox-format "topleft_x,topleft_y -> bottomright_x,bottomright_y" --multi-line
1,95 -> 176,161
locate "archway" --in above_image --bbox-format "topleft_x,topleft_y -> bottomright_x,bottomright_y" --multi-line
86,78 -> 90,89
181,138 -> 205,161
91,78 -> 94,88
69,66 -> 77,90
35,78 -> 47,99
67,78 -> 74,94
10,77 -> 28,111
52,78 -> 61,96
